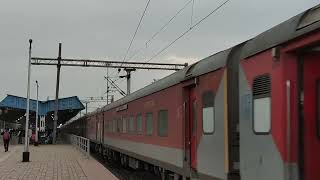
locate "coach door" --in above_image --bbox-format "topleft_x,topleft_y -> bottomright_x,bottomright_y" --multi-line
96,115 -> 103,144
301,52 -> 320,180
189,88 -> 197,169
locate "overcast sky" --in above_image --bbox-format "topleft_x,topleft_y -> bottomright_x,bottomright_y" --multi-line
0,0 -> 318,112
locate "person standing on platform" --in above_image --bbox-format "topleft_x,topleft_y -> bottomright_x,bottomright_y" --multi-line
1,128 -> 10,152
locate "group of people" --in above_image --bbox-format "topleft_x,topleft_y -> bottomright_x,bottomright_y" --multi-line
1,128 -> 56,152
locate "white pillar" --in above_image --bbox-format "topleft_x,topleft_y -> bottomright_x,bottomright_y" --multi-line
23,39 -> 32,162
35,80 -> 39,145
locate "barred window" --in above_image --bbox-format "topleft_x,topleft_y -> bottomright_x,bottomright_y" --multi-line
137,114 -> 143,134
123,117 -> 127,133
117,118 -> 122,133
105,120 -> 109,132
158,110 -> 168,137
146,113 -> 153,135
129,116 -> 135,133
109,120 -> 113,132
113,119 -> 117,133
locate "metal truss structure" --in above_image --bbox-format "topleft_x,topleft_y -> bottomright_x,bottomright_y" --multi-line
31,57 -> 188,71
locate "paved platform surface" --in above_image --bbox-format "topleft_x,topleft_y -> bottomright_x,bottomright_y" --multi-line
0,145 -> 118,180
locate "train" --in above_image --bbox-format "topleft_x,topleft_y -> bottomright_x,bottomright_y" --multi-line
61,4 -> 320,180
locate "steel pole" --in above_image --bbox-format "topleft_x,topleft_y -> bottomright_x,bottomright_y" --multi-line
35,81 -> 39,146
53,43 -> 62,144
23,39 -> 32,162
124,68 -> 135,95
126,71 -> 131,95
127,71 -> 131,95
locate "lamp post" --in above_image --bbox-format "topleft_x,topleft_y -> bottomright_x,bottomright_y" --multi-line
34,80 -> 39,146
23,39 -> 32,162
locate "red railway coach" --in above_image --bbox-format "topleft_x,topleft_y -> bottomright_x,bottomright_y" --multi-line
239,5 -> 320,180
61,4 -> 320,180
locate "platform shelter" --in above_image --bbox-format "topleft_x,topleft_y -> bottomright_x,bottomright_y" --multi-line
0,94 -> 85,131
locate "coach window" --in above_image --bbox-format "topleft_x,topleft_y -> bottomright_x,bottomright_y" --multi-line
116,119 -> 119,132
109,120 -> 113,133
137,114 -> 143,134
129,116 -> 135,133
146,113 -> 153,135
123,117 -> 127,133
105,120 -> 109,133
118,118 -> 123,133
253,75 -> 271,134
202,91 -> 215,134
112,119 -> 117,133
113,119 -> 118,133
113,119 -> 117,133
105,120 -> 110,132
158,110 -> 168,137
108,120 -> 110,132
107,120 -> 110,132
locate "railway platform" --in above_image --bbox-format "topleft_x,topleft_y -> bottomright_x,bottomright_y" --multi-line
0,144 -> 118,180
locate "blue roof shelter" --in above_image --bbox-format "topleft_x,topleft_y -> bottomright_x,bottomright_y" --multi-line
0,95 -> 85,128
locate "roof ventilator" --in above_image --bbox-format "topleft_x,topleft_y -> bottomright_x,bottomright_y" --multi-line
297,5 -> 320,30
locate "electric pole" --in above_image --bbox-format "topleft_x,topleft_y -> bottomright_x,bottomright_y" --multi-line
53,43 -> 62,144
23,39 -> 32,162
124,68 -> 136,95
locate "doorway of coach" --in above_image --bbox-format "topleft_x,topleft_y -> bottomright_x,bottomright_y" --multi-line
297,49 -> 320,180
181,76 -> 198,179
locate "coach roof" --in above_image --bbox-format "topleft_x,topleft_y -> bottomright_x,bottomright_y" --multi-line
241,4 -> 320,59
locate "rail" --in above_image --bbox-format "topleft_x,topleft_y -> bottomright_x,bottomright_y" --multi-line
67,134 -> 90,156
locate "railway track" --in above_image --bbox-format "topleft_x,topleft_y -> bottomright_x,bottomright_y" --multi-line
91,152 -> 161,180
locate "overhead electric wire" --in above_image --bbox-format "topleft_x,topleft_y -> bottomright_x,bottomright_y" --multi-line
114,0 -> 190,86
191,0 -> 195,27
121,0 -> 151,65
120,0 -> 230,85
146,0 -> 231,63
145,0 -> 193,47
127,0 -> 193,62
110,0 -> 151,83
114,0 -> 231,88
